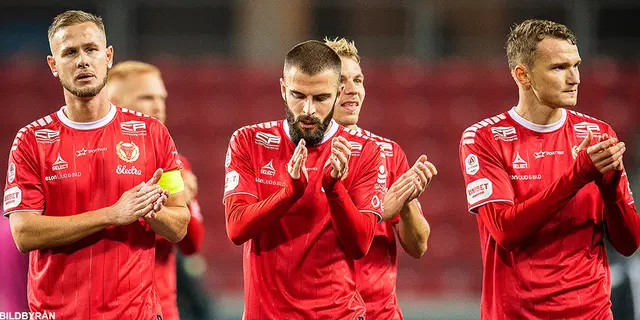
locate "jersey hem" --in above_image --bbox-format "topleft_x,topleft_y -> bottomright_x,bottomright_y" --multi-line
360,210 -> 383,223
468,199 -> 515,214
3,208 -> 44,217
222,192 -> 259,204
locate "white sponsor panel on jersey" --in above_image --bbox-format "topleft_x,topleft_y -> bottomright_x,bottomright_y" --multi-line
573,122 -> 601,139
4,186 -> 22,210
34,129 -> 60,144
7,162 -> 16,183
377,165 -> 387,185
465,154 -> 479,175
255,132 -> 281,150
116,141 -> 140,163
260,160 -> 276,176
120,120 -> 147,136
225,171 -> 240,192
466,178 -> 493,205
491,126 -> 517,142
512,151 -> 528,169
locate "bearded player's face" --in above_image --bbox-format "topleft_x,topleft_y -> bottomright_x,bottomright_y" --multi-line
47,22 -> 113,98
280,67 -> 343,147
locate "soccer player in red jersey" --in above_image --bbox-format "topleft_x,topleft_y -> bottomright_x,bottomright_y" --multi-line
223,40 -> 387,319
3,10 -> 191,320
325,38 -> 436,319
458,19 -> 639,319
108,61 -> 205,320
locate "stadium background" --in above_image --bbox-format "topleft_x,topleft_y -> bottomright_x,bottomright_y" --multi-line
1,1 -> 639,319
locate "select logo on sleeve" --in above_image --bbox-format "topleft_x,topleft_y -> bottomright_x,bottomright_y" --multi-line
466,178 -> 493,205
4,186 -> 22,210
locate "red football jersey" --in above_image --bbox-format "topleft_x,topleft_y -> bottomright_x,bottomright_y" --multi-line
155,154 -> 203,320
459,108 -> 635,319
354,128 -> 413,320
3,105 -> 181,320
223,120 -> 386,319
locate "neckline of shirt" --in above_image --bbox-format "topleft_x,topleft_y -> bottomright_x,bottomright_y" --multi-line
508,106 -> 566,133
282,119 -> 340,145
57,104 -> 117,130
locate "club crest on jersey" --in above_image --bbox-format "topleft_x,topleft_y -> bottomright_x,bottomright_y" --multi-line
513,151 -> 528,169
52,153 -> 69,171
120,120 -> 147,136
7,162 -> 16,183
573,122 -> 601,139
116,141 -> 140,163
491,126 -> 517,142
35,129 -> 60,144
260,160 -> 276,176
376,141 -> 394,157
255,132 -> 281,150
349,141 -> 363,156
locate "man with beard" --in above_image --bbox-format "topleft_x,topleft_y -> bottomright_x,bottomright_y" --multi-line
108,61 -> 208,320
223,40 -> 386,319
326,38 -> 436,320
3,10 -> 190,320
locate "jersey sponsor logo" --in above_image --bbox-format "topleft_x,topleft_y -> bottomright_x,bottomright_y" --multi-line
512,151 -> 528,169
377,165 -> 387,185
510,174 -> 542,181
225,170 -> 240,192
376,141 -> 394,157
465,154 -> 479,175
573,122 -> 601,139
533,150 -> 565,159
7,162 -> 16,183
349,141 -> 363,156
120,120 -> 147,136
491,126 -> 517,142
45,172 -> 82,181
466,178 -> 493,205
255,177 -> 286,187
225,147 -> 232,168
255,132 -> 281,150
116,165 -> 142,176
116,141 -> 140,163
260,160 -> 276,176
34,129 -> 60,144
52,153 -> 69,171
76,147 -> 108,157
3,186 -> 22,210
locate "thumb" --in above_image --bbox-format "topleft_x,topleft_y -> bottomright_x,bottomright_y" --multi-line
146,168 -> 164,186
415,154 -> 428,166
577,129 -> 592,151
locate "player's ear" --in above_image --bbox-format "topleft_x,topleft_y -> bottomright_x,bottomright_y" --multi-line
47,55 -> 58,77
280,77 -> 287,102
514,64 -> 530,87
106,45 -> 114,69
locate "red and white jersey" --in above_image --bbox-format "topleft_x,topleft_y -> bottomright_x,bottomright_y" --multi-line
459,107 -> 635,319
3,105 -> 181,320
223,120 -> 386,319
354,128 -> 414,320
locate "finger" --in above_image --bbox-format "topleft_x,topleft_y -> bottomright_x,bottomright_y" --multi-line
391,174 -> 415,193
414,154 -> 428,166
593,142 -> 625,163
332,147 -> 349,166
424,161 -> 438,176
329,155 -> 342,171
577,130 -> 593,151
136,193 -> 160,211
145,168 -> 164,186
332,139 -> 352,156
412,163 -> 430,186
587,138 -> 617,155
595,146 -> 625,169
335,136 -> 351,150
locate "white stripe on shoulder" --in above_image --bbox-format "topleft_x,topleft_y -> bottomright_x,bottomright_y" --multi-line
461,112 -> 509,145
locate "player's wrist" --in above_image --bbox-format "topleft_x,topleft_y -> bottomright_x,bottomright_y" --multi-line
573,150 -> 602,184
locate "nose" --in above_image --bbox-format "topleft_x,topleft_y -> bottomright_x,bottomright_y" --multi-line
76,51 -> 90,68
302,97 -> 316,115
567,68 -> 580,85
343,80 -> 357,95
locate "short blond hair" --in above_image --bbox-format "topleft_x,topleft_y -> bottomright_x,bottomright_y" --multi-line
324,37 -> 361,64
107,61 -> 161,84
506,19 -> 577,70
48,10 -> 105,42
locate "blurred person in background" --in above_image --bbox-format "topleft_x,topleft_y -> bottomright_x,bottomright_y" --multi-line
108,61 -> 212,320
458,19 -> 639,319
325,37 -> 435,320
4,10 -> 190,319
223,40 -> 387,319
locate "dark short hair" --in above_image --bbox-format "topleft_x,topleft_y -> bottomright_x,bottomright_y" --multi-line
506,19 -> 577,70
283,40 -> 342,83
48,10 -> 105,41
